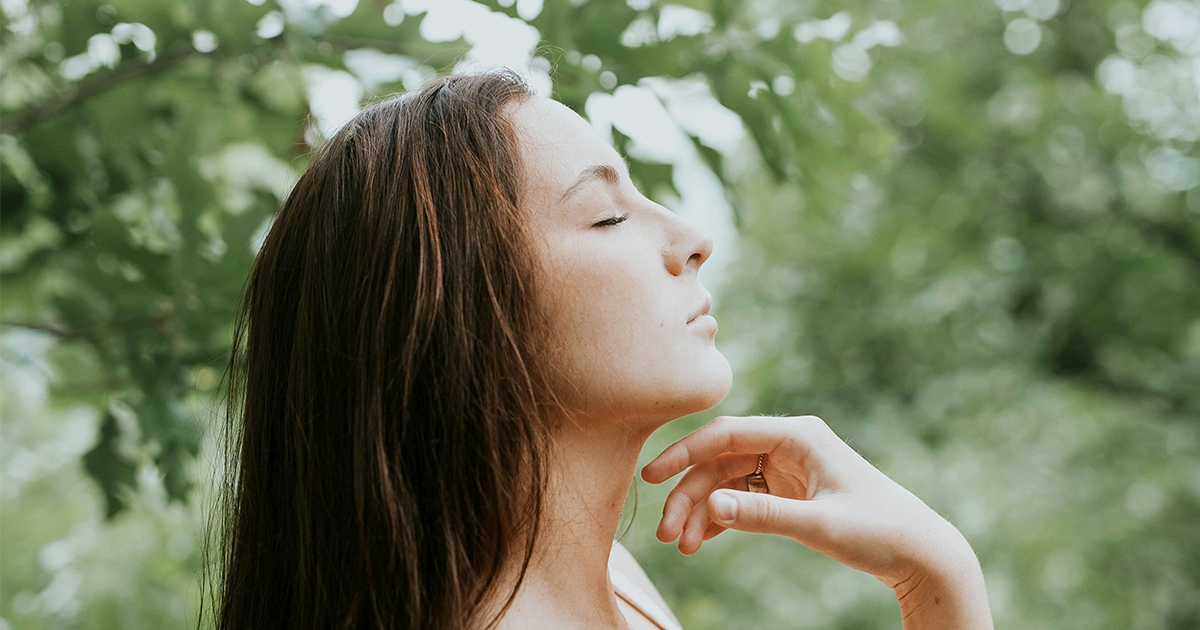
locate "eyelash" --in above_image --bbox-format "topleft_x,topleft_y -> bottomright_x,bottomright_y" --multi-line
593,212 -> 631,228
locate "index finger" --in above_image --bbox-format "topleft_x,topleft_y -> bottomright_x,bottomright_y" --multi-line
641,415 -> 814,484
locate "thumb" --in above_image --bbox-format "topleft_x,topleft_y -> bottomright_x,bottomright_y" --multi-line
708,489 -> 830,543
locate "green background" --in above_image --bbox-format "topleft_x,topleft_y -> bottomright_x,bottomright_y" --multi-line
2,0 -> 1198,627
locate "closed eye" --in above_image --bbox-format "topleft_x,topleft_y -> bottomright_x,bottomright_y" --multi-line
593,212 -> 630,228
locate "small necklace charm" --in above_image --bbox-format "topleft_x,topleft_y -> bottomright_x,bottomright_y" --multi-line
745,453 -> 770,493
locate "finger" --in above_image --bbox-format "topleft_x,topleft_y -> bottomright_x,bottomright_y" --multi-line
658,453 -> 760,543
701,520 -> 726,541
678,476 -> 741,555
642,415 -> 824,484
707,488 -> 833,547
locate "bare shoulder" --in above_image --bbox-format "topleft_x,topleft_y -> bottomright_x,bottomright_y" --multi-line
609,539 -> 682,627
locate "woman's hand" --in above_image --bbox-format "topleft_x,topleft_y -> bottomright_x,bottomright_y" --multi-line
641,415 -> 987,599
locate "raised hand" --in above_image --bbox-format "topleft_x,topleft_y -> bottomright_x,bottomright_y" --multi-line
642,415 -> 994,628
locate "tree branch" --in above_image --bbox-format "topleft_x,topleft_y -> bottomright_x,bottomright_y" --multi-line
0,320 -> 96,340
1,46 -> 207,134
314,34 -> 464,68
0,313 -> 171,341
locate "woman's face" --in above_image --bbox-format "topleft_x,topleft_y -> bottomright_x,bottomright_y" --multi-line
510,96 -> 732,430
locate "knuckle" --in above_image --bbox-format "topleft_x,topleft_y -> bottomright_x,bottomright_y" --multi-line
800,415 -> 827,430
718,423 -> 738,452
669,486 -> 700,513
799,415 -> 837,444
676,441 -> 695,469
760,497 -> 783,527
705,417 -> 732,443
715,457 -> 737,480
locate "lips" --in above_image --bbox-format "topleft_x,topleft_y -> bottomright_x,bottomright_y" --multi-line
686,294 -> 713,324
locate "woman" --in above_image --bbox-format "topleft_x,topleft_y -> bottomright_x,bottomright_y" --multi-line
207,69 -> 993,629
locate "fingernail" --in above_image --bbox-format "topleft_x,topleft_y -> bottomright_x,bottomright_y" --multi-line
712,491 -> 737,522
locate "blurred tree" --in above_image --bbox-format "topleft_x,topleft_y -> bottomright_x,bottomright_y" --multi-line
1,0 -> 1197,628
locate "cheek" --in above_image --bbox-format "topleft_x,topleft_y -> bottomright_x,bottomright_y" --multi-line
549,253 -> 669,351
539,242 -> 676,388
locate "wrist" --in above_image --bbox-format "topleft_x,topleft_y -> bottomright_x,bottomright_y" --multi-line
889,516 -> 976,587
892,541 -> 993,630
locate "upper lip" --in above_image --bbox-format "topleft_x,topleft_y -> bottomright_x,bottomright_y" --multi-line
687,294 -> 713,323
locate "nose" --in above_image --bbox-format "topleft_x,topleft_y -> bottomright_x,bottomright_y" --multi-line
667,216 -> 714,277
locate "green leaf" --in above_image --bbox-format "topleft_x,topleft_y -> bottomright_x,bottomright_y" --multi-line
82,411 -> 139,519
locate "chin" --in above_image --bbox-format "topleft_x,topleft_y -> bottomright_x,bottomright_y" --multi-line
674,350 -> 733,414
565,349 -> 733,426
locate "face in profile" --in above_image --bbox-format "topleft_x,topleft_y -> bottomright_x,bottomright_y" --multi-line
509,96 -> 732,431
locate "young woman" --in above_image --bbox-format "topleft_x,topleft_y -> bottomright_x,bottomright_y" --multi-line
208,69 -> 993,630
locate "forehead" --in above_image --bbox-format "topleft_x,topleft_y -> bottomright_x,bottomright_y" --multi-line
507,97 -> 620,211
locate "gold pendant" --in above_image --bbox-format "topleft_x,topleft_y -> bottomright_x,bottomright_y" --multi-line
746,473 -> 769,493
746,454 -> 770,493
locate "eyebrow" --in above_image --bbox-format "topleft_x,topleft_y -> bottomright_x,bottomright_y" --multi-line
557,156 -> 631,203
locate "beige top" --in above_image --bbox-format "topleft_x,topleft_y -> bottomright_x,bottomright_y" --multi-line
608,540 -> 684,630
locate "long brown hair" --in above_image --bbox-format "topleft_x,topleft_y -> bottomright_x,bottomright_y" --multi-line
201,69 -> 562,630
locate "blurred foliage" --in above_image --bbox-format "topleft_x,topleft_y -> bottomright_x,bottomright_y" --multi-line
2,0 -> 1198,628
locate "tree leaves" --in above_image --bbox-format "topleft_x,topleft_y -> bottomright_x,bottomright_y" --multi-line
82,411 -> 138,519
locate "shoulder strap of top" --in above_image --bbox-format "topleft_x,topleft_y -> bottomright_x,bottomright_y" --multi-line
609,566 -> 683,630
608,546 -> 683,630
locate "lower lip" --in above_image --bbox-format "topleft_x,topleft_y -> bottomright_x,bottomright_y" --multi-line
688,314 -> 717,332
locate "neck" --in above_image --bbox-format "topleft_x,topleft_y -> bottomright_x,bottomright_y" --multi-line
492,414 -> 653,629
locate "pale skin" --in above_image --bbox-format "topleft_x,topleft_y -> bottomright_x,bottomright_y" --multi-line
490,95 -> 994,629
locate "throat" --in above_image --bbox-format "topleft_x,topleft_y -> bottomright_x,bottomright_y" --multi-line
490,418 -> 651,629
